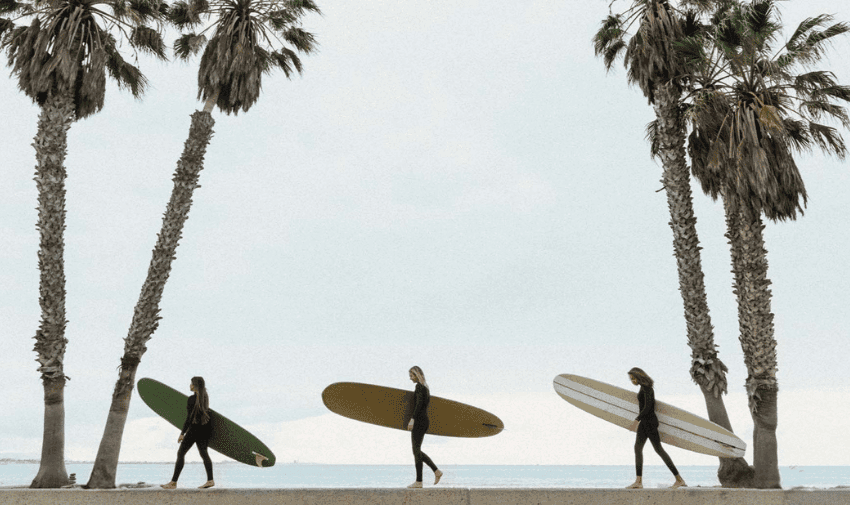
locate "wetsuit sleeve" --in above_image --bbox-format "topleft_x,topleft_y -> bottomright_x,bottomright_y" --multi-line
636,387 -> 655,421
412,384 -> 425,419
181,396 -> 194,434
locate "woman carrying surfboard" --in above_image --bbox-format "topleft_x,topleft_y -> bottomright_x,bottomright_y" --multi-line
626,368 -> 686,489
406,366 -> 443,488
161,376 -> 215,489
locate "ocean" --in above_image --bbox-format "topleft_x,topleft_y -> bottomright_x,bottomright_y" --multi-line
2,464 -> 849,489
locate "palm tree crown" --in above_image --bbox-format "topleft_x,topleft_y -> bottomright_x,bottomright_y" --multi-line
594,0 -> 711,103
2,0 -> 167,118
168,0 -> 319,114
683,0 -> 850,220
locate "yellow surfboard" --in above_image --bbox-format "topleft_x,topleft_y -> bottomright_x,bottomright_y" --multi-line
322,382 -> 503,438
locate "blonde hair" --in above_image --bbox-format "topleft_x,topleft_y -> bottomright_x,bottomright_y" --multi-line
409,366 -> 429,389
628,367 -> 654,388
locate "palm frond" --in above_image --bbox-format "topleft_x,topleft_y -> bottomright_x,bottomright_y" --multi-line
808,121 -> 847,158
801,100 -> 850,128
811,84 -> 850,103
130,25 -> 166,59
782,18 -> 850,68
784,14 -> 831,50
173,32 -> 205,59
270,46 -> 300,77
793,70 -> 836,92
1,0 -> 29,15
168,0 -> 204,29
645,118 -> 660,159
125,0 -> 162,24
745,0 -> 779,46
756,103 -> 782,135
4,0 -> 165,118
184,0 -> 319,114
103,35 -> 147,98
268,8 -> 296,30
0,18 -> 14,40
282,26 -> 316,53
284,0 -> 321,17
781,117 -> 810,153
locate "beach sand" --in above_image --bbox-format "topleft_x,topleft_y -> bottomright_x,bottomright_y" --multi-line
2,487 -> 850,504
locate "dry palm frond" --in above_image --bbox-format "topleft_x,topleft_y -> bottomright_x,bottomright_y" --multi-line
167,0 -> 320,115
2,0 -> 167,119
684,0 -> 849,223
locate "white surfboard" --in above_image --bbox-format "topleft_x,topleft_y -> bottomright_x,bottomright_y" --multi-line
553,373 -> 746,458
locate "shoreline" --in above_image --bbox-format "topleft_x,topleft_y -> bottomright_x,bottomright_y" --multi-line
2,488 -> 850,505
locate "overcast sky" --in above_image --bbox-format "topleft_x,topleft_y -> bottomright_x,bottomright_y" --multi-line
2,0 -> 849,470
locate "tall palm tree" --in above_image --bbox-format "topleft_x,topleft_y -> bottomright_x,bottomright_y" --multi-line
1,0 -> 165,488
85,0 -> 320,488
683,0 -> 850,488
594,0 -> 753,487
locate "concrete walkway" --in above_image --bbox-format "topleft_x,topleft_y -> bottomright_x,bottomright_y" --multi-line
2,488 -> 850,504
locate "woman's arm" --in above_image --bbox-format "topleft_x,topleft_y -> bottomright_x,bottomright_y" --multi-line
412,384 -> 425,419
636,387 -> 655,421
181,396 -> 194,434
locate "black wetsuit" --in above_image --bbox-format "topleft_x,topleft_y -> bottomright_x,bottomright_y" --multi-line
411,383 -> 438,482
171,394 -> 214,482
634,385 -> 678,477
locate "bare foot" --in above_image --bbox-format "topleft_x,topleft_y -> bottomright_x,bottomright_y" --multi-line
434,469 -> 443,485
160,481 -> 176,489
670,476 -> 687,489
407,481 -> 423,489
198,480 -> 215,489
625,480 -> 643,489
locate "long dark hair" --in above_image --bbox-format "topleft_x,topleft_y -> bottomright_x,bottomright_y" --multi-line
191,376 -> 210,425
628,367 -> 654,388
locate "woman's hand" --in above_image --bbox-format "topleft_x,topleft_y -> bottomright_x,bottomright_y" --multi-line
407,420 -> 414,431
178,433 -> 185,442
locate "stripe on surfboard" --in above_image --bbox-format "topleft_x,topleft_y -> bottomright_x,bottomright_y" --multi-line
554,376 -> 744,450
554,377 -> 744,456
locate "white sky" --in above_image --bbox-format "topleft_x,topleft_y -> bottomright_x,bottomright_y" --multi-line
2,0 -> 849,468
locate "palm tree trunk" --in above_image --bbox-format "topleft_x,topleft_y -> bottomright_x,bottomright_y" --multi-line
725,196 -> 780,489
652,83 -> 753,486
30,91 -> 75,489
86,110 -> 216,488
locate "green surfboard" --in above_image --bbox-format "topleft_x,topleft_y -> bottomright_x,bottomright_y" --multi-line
137,378 -> 275,467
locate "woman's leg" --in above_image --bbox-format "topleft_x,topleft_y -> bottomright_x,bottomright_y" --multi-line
647,429 -> 678,476
196,437 -> 214,482
634,429 -> 648,477
411,426 -> 426,482
171,433 -> 197,482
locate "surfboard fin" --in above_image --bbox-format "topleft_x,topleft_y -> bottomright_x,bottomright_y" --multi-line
252,451 -> 269,468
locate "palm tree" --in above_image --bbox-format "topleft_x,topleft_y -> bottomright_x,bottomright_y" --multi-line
594,0 -> 753,487
683,0 -> 850,488
84,0 -> 320,488
1,0 -> 165,488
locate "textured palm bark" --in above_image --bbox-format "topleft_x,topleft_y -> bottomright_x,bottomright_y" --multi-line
725,197 -> 780,489
652,84 -> 752,486
30,92 -> 74,488
86,111 -> 216,488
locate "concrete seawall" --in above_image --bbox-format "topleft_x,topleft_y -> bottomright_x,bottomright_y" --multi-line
2,488 -> 850,504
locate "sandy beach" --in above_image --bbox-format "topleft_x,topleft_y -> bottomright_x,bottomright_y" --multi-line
3,487 -> 850,504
